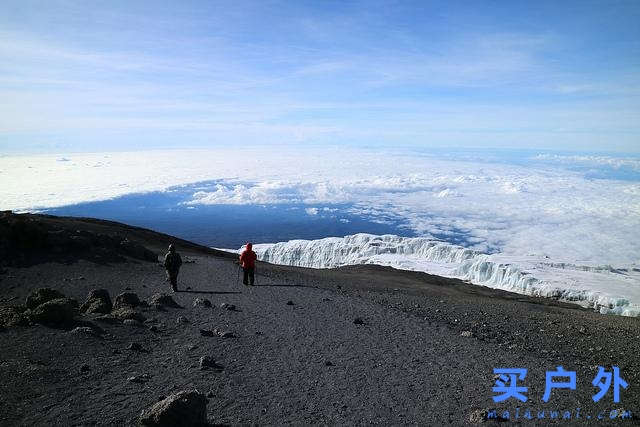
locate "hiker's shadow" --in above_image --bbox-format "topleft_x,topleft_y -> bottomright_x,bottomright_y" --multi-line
179,289 -> 243,295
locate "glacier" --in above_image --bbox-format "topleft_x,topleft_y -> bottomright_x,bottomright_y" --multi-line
242,234 -> 640,317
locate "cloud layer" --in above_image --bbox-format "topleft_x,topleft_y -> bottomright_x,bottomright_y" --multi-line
2,148 -> 639,267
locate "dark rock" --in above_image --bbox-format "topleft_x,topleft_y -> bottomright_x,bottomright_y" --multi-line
149,325 -> 159,333
206,391 -> 214,398
324,360 -> 334,366
28,297 -> 78,325
25,288 -> 65,309
199,356 -> 223,371
192,298 -> 212,308
286,300 -> 294,306
80,364 -> 90,373
353,317 -> 365,325
199,329 -> 214,337
113,292 -> 140,310
176,316 -> 189,324
139,390 -> 208,426
220,303 -> 236,311
80,289 -> 113,314
149,293 -> 181,308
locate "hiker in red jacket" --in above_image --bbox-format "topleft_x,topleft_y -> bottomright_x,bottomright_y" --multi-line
239,242 -> 257,286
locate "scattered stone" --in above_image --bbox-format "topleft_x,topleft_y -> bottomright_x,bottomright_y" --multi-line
139,389 -> 208,426
206,391 -> 214,398
128,373 -> 151,383
213,328 -> 235,338
94,314 -> 121,324
220,303 -> 236,311
111,307 -> 146,323
149,293 -> 181,308
149,325 -> 159,333
80,289 -> 113,314
193,298 -> 212,308
612,408 -> 634,419
69,326 -> 101,336
324,360 -> 334,366
124,319 -> 142,327
113,292 -> 141,310
176,316 -> 190,324
28,297 -> 78,325
461,330 -> 474,338
469,408 -> 506,423
199,356 -> 223,371
353,317 -> 365,325
286,301 -> 294,306
199,329 -> 214,337
187,344 -> 198,351
25,288 -> 65,309
127,342 -> 145,352
80,364 -> 90,373
0,306 -> 29,327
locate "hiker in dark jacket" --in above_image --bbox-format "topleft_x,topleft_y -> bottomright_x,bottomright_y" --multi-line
163,244 -> 182,292
239,242 -> 257,286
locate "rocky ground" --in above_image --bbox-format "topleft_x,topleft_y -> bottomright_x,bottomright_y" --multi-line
0,213 -> 638,425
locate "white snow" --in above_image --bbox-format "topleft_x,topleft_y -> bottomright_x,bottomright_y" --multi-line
248,234 -> 640,317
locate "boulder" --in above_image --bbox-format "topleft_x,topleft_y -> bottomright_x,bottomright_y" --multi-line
28,297 -> 78,325
113,292 -> 140,310
80,289 -> 113,314
149,293 -> 181,308
192,298 -> 212,308
25,288 -> 65,309
139,390 -> 208,426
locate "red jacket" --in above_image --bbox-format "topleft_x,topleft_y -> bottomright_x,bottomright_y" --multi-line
240,243 -> 257,268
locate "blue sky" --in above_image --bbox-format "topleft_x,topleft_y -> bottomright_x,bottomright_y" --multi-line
1,0 -> 639,153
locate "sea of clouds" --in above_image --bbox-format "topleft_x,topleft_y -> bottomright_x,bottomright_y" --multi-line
2,147 -> 639,313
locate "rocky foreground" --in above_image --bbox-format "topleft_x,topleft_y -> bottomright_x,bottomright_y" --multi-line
0,213 -> 638,425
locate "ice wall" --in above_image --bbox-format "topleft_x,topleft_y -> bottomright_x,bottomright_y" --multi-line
250,234 -> 640,317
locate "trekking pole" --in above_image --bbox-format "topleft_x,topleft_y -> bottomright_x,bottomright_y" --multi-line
236,263 -> 241,287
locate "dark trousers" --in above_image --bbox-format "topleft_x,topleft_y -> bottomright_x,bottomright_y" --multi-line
166,269 -> 179,290
243,267 -> 255,286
